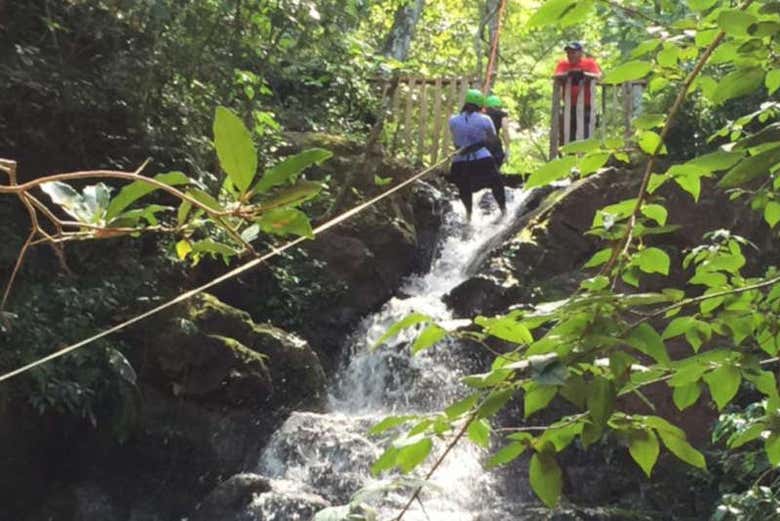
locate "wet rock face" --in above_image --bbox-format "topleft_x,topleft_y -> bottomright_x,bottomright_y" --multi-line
190,473 -> 272,521
22,294 -> 330,521
141,293 -> 327,412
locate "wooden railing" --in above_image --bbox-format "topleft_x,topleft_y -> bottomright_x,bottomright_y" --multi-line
550,77 -> 646,158
374,76 -> 481,165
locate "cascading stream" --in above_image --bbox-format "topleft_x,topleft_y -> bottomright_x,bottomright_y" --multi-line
257,188 -> 532,521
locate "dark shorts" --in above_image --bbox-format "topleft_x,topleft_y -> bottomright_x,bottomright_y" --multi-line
447,157 -> 502,192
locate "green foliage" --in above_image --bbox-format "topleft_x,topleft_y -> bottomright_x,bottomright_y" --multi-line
368,0 -> 780,511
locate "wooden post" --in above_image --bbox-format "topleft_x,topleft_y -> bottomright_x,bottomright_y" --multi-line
390,79 -> 404,153
441,78 -> 457,155
431,78 -> 443,163
575,79 -> 585,142
585,78 -> 599,138
417,79 -> 428,164
550,80 -> 561,159
402,77 -> 416,152
623,82 -> 632,139
563,77 -> 572,146
601,82 -> 607,141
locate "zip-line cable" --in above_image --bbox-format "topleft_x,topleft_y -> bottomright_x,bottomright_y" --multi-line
482,0 -> 508,93
2,8 -> 511,384
0,151 -> 460,384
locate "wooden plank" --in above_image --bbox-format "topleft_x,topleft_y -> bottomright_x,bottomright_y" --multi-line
550,80 -> 561,159
417,79 -> 428,163
589,79 -> 597,138
601,83 -> 607,141
612,84 -> 619,137
623,83 -> 632,139
442,78 -> 458,154
575,78 -> 585,142
563,77 -> 572,145
431,78 -> 443,163
403,77 -> 416,152
390,79 -> 404,153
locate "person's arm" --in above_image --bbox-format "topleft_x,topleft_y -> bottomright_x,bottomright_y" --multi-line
553,61 -> 569,79
584,59 -> 602,80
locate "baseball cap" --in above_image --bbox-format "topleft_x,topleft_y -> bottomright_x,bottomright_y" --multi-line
564,42 -> 583,51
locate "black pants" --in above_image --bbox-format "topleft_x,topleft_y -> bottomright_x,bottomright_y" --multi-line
449,157 -> 506,216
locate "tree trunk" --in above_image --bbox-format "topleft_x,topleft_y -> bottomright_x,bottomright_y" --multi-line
382,0 -> 426,61
326,0 -> 428,217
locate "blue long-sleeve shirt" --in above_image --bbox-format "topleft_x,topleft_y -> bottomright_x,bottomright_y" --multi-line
449,112 -> 496,162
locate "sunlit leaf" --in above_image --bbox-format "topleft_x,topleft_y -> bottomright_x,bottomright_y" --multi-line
254,148 -> 332,194
629,429 -> 659,477
214,106 -> 257,193
529,452 -> 563,508
106,171 -> 190,221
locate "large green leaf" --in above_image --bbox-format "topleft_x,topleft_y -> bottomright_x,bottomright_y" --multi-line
629,429 -> 660,477
106,171 -> 190,221
637,131 -> 666,156
468,418 -> 491,448
718,145 -> 780,188
261,180 -> 324,209
529,452 -> 563,508
641,204 -> 668,226
689,0 -> 718,11
213,107 -> 257,193
627,323 -> 671,365
257,207 -> 313,238
703,365 -> 742,410
524,383 -> 557,418
635,247 -> 671,275
766,69 -> 780,95
766,433 -> 780,466
369,415 -> 416,436
765,202 -> 780,228
558,0 -> 594,27
717,9 -> 758,36
712,68 -> 765,105
412,324 -> 447,354
685,150 -> 743,171
588,377 -> 616,431
373,313 -> 431,348
527,0 -> 576,27
601,61 -> 653,85
657,429 -> 707,469
673,382 -> 702,411
487,442 -> 527,468
525,156 -> 577,188
254,148 -> 332,194
393,435 -> 433,473
477,388 -> 515,419
475,316 -> 533,344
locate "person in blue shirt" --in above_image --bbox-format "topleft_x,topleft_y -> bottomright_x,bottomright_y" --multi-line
448,89 -> 507,221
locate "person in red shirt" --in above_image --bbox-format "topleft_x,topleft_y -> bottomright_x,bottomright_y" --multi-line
553,42 -> 602,140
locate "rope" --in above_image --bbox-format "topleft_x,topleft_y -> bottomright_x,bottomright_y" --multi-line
482,0 -> 508,93
0,151 -> 459,384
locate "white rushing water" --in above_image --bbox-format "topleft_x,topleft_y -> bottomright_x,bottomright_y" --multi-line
257,188 -> 532,521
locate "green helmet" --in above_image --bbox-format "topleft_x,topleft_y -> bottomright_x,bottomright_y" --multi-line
464,88 -> 485,107
486,95 -> 502,108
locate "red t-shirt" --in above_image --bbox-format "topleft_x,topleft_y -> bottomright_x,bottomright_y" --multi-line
554,57 -> 601,106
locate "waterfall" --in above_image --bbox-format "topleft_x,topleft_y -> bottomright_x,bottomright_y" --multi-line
256,188 -> 533,521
